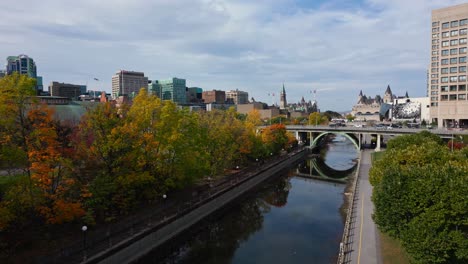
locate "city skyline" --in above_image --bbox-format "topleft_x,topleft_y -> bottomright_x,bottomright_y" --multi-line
1,0 -> 466,111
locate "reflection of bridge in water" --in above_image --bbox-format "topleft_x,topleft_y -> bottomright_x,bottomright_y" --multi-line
294,155 -> 358,184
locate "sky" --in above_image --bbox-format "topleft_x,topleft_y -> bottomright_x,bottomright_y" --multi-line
1,0 -> 467,112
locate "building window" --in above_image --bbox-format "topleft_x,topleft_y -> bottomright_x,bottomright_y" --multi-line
432,39 -> 439,44
433,56 -> 439,61
449,94 -> 457,100
432,27 -> 439,32
460,57 -> 467,63
432,62 -> 439,67
460,38 -> 467,44
450,76 -> 458,82
452,21 -> 459,27
432,21 -> 439,27
441,68 -> 449,74
442,49 -> 449,56
450,85 -> 457,91
461,28 -> 468,35
431,91 -> 438,95
442,22 -> 450,29
433,51 -> 439,55
442,31 -> 449,38
441,77 -> 449,83
431,79 -> 438,84
441,85 -> 448,92
431,85 -> 438,90
450,48 -> 458,55
459,75 -> 466,81
459,94 -> 467,100
451,58 -> 458,64
460,47 -> 467,54
459,84 -> 467,91
442,59 -> 449,65
460,66 -> 467,72
451,39 -> 459,46
441,95 -> 448,101
432,45 -> 439,50
450,67 -> 458,73
432,33 -> 439,38
432,74 -> 439,78
461,19 -> 468,26
451,30 -> 459,36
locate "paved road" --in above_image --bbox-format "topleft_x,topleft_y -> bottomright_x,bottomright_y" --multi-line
349,149 -> 382,264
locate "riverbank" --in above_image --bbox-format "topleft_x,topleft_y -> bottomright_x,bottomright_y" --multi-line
92,148 -> 307,264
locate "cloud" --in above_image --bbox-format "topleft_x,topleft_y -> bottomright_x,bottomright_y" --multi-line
1,0 -> 467,111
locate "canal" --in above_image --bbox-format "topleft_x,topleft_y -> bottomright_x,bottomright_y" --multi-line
138,135 -> 359,264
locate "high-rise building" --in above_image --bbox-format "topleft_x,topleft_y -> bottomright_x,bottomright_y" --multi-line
202,90 -> 225,104
5,54 -> 43,94
226,89 -> 249,104
149,80 -> 162,98
430,4 -> 468,128
49,82 -> 86,99
279,83 -> 287,109
158,77 -> 187,104
6,54 -> 37,78
111,70 -> 148,98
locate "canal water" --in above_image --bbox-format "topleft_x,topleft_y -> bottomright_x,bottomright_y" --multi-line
139,135 -> 358,264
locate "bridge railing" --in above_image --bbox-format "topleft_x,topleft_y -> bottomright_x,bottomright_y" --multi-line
337,150 -> 362,264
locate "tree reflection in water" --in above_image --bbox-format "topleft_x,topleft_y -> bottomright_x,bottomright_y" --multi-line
146,176 -> 292,264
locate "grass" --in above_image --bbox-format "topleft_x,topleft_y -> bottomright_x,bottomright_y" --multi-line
380,231 -> 411,264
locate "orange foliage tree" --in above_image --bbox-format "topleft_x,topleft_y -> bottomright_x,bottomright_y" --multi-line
27,105 -> 84,224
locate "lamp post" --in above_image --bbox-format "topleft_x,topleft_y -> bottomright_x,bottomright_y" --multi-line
82,225 -> 88,261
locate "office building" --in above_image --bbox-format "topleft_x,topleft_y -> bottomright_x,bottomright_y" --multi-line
149,80 -> 162,98
226,89 -> 249,104
187,87 -> 203,103
111,70 -> 148,98
430,3 -> 468,128
202,90 -> 225,104
5,54 -> 43,94
49,82 -> 86,99
158,77 -> 187,104
6,54 -> 37,78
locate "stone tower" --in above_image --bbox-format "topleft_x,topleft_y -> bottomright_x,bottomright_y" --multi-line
279,83 -> 287,110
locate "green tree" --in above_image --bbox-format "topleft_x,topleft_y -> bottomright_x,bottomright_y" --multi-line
308,112 -> 328,125
370,133 -> 468,263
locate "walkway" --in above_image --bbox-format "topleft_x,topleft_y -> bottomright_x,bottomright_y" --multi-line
349,149 -> 382,264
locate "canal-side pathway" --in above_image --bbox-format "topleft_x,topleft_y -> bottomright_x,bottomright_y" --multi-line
349,149 -> 382,264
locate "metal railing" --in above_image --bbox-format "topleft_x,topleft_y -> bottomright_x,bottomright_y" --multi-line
38,147 -> 306,264
337,151 -> 362,264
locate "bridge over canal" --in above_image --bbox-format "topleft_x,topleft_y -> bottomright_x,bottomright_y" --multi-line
284,125 -> 468,151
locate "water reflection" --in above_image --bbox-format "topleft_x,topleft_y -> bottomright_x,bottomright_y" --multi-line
138,138 -> 356,264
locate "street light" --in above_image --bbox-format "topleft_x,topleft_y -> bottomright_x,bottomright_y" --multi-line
82,225 -> 88,261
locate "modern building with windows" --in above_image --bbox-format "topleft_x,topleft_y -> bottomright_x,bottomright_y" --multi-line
49,82 -> 86,99
111,70 -> 148,98
430,3 -> 468,128
149,80 -> 162,98
158,77 -> 187,104
5,54 -> 43,94
226,89 -> 249,104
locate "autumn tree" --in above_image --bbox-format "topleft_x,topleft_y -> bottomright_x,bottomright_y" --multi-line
26,104 -> 84,224
308,112 -> 328,126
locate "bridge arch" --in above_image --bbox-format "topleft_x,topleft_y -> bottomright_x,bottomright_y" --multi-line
311,132 -> 360,150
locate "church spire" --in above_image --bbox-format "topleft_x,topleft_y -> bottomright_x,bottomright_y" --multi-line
279,82 -> 287,110
385,85 -> 392,95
